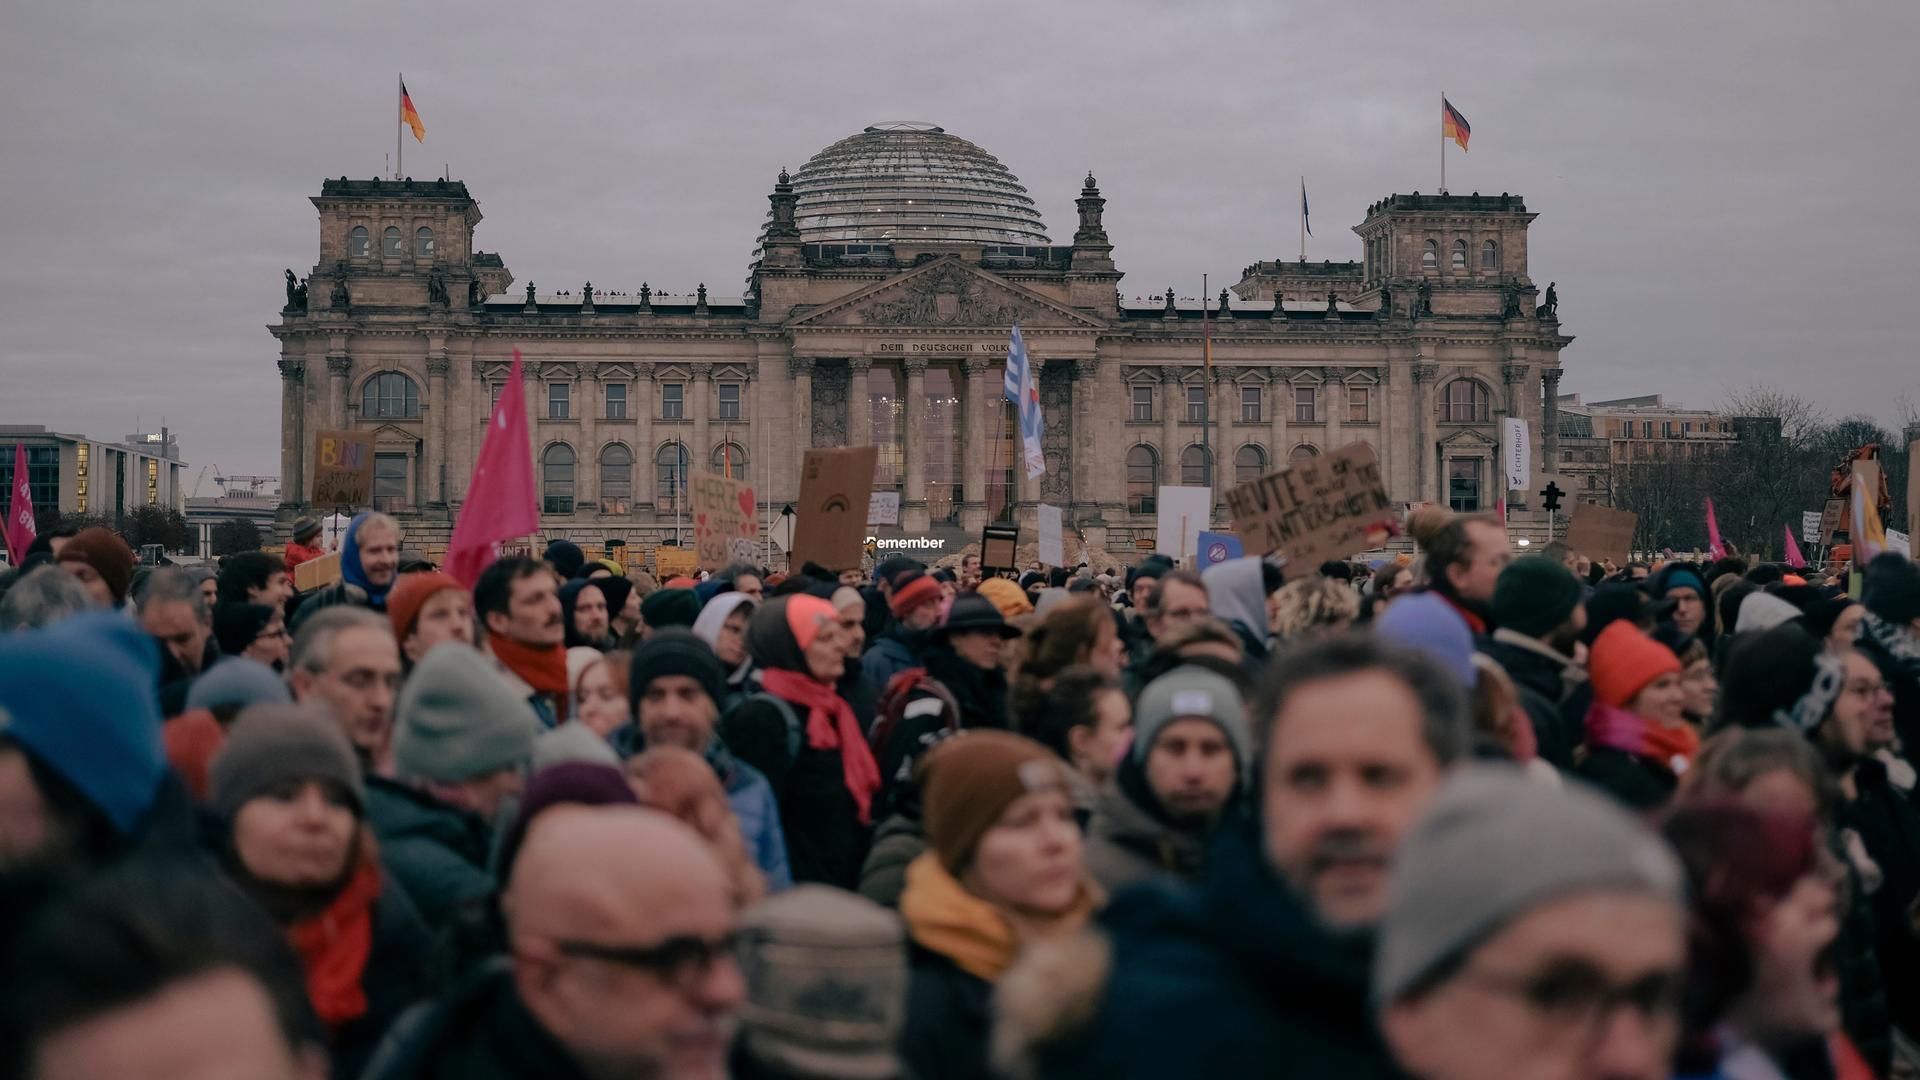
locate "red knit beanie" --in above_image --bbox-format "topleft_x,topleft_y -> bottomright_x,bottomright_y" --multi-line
387,571 -> 466,641
889,571 -> 942,618
1587,620 -> 1682,708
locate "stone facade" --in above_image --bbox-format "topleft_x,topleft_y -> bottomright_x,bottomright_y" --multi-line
270,173 -> 1572,554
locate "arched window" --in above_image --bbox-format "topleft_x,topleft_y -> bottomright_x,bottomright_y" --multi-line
414,227 -> 435,258
1180,444 -> 1212,487
1451,240 -> 1467,270
1289,444 -> 1320,466
1437,378 -> 1491,423
360,372 -> 419,419
599,444 -> 632,514
1481,239 -> 1498,270
1422,240 -> 1438,270
711,442 -> 748,480
1234,444 -> 1268,486
656,443 -> 690,512
542,444 -> 576,514
1126,445 -> 1158,514
382,226 -> 403,257
348,225 -> 370,257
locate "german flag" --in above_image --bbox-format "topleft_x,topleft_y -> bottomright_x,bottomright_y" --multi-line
1442,97 -> 1470,151
401,80 -> 425,143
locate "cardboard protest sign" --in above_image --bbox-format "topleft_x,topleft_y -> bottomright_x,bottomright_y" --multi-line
689,469 -> 759,571
1156,486 -> 1212,565
653,545 -> 697,579
1224,442 -> 1394,576
981,522 -> 1020,573
311,430 -> 375,508
1562,503 -> 1639,566
1820,499 -> 1846,546
292,551 -> 341,592
1910,439 -> 1920,540
790,447 -> 880,571
1037,504 -> 1064,567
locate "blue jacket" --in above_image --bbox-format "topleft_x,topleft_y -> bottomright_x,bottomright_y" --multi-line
717,750 -> 792,891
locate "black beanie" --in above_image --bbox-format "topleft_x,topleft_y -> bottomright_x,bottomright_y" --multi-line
1493,558 -> 1582,640
544,539 -> 586,579
627,628 -> 726,714
212,602 -> 276,657
640,587 -> 701,631
1127,554 -> 1175,592
1863,554 -> 1920,626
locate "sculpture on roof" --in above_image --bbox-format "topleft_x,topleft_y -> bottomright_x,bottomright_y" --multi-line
639,283 -> 652,308
1377,281 -> 1393,318
581,282 -> 594,306
426,271 -> 449,308
330,264 -> 349,308
1416,278 -> 1432,315
283,269 -> 308,313
1502,278 -> 1522,319
525,281 -> 537,306
1538,282 -> 1559,320
1326,290 -> 1339,313
468,278 -> 484,307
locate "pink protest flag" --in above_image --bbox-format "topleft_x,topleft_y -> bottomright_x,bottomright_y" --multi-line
445,349 -> 540,587
1784,523 -> 1806,569
5,443 -> 37,565
1705,496 -> 1726,560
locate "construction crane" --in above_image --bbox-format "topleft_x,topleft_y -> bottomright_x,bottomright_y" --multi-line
214,474 -> 279,498
189,465 -> 215,499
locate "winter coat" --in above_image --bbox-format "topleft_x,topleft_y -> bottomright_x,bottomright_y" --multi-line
363,776 -> 497,940
1856,631 -> 1920,758
858,812 -> 928,908
904,944 -> 996,1080
1481,629 -> 1589,771
1843,759 -> 1920,1038
330,879 -> 439,1080
874,648 -> 1008,812
1020,817 -> 1402,1080
1082,778 -> 1211,894
721,692 -> 870,889
1832,833 -> 1891,1077
1202,558 -> 1274,676
718,750 -> 793,891
359,959 -> 591,1080
862,626 -> 929,691
1574,746 -> 1680,812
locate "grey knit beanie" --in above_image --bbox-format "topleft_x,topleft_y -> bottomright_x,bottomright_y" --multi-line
186,657 -> 293,713
394,642 -> 540,782
1131,666 -> 1251,774
208,703 -> 364,821
1374,764 -> 1683,1005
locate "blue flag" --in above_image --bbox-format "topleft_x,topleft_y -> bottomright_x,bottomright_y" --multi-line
1004,323 -> 1046,479
1197,531 -> 1245,566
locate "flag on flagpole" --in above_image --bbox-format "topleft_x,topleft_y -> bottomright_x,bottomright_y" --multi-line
1300,178 -> 1311,236
400,79 -> 426,143
1442,96 -> 1471,151
1784,523 -> 1807,569
5,443 -> 37,565
1003,324 -> 1046,480
1705,496 -> 1726,560
1852,467 -> 1887,563
445,349 -> 539,586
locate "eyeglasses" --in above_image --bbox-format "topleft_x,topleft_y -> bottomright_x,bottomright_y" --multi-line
1457,963 -> 1683,1039
554,932 -> 739,991
1843,678 -> 1889,699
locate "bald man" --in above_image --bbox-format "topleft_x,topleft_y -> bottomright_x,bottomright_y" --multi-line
363,806 -> 745,1079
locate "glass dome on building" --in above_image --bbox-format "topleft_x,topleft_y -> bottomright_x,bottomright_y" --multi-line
780,122 -> 1051,246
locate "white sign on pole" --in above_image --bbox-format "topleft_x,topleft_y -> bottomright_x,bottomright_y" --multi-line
768,507 -> 795,554
1037,504 -> 1064,567
1889,529 -> 1912,559
1501,417 -> 1530,492
1156,486 -> 1212,565
1802,511 -> 1824,545
866,491 -> 900,526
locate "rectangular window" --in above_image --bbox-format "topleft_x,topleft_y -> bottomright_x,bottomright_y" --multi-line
1642,421 -> 1653,439
547,383 -> 571,420
1448,458 -> 1481,513
1240,385 -> 1262,423
1661,421 -> 1673,438
1186,384 -> 1207,423
0,445 -> 61,514
373,453 -> 408,512
605,383 -> 628,419
146,458 -> 158,505
75,443 -> 88,514
1294,385 -> 1317,423
488,382 -> 502,418
1348,385 -> 1370,423
662,383 -> 684,420
1682,421 -> 1692,435
719,383 -> 741,420
1131,385 -> 1154,422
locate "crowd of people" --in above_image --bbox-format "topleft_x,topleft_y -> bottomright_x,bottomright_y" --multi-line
2,503 -> 1919,1079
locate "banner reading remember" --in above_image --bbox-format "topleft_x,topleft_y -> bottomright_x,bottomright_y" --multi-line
1224,442 -> 1394,574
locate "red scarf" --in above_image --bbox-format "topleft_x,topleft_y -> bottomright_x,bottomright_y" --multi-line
287,856 -> 382,1030
491,635 -> 570,719
759,667 -> 883,824
1584,702 -> 1700,777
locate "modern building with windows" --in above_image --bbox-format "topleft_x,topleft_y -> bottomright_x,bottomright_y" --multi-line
270,122 -> 1571,551
0,425 -> 188,528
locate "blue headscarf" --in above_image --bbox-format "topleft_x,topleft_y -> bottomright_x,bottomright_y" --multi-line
339,512 -> 394,611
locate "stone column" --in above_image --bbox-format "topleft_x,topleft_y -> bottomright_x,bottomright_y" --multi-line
691,362 -> 712,473
1071,358 -> 1101,514
1159,365 -> 1181,486
1212,367 -> 1234,508
1542,367 -> 1562,470
788,357 -> 813,459
327,353 -> 351,429
902,357 -> 929,530
847,358 -> 873,448
578,363 -> 600,512
1268,368 -> 1291,471
425,351 -> 450,506
636,366 -> 657,509
1324,366 -> 1346,453
1412,362 -> 1439,502
962,357 -> 991,530
1376,366 -> 1397,499
278,356 -> 306,506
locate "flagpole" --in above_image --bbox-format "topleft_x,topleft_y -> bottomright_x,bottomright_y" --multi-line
1298,177 -> 1306,262
1201,273 -> 1211,478
396,74 -> 404,181
1439,91 -> 1446,194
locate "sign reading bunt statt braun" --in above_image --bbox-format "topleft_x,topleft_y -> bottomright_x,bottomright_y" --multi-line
1226,441 -> 1395,575
311,430 -> 374,508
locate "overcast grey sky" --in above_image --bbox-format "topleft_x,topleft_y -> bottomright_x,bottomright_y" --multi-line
3,1 -> 1915,479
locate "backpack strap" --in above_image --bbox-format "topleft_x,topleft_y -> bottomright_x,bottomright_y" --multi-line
747,691 -> 804,762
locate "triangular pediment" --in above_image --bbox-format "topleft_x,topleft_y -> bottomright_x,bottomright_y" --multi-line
1439,428 -> 1498,448
786,255 -> 1105,330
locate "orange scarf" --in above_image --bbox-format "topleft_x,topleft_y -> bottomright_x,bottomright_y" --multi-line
1584,702 -> 1701,777
287,856 -> 381,1029
759,666 -> 883,824
491,635 -> 570,720
898,853 -> 1098,981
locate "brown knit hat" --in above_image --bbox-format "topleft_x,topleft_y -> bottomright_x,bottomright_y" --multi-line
919,731 -> 1070,873
57,526 -> 136,605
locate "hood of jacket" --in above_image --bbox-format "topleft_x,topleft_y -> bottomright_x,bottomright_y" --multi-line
1090,772 -> 1212,879
1202,558 -> 1272,653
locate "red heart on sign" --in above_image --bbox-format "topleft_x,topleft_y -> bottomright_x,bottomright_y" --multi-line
739,489 -> 755,520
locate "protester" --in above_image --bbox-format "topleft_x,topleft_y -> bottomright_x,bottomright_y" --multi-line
976,576 -> 1033,620
0,564 -> 90,632
1008,595 -> 1125,726
557,578 -> 615,651
1201,557 -> 1277,671
1138,569 -> 1210,651
219,550 -> 296,609
363,805 -> 745,1079
1406,507 -> 1508,633
186,563 -> 221,608
1650,561 -> 1713,644
1578,620 -> 1696,810
55,525 -> 136,608
1855,552 -> 1920,752
570,650 -> 630,740
1806,596 -> 1867,654
1084,665 -> 1247,892
899,731 -> 1099,1080
1374,765 -> 1687,1080
864,569 -> 945,689
285,515 -> 327,570
139,567 -> 220,714
541,537 -> 586,580
473,556 -> 569,726
294,513 -> 402,623
593,575 -> 638,643
626,745 -> 768,906
693,590 -> 759,711
288,607 -> 403,773
385,571 -> 474,667
208,706 -> 433,1078
876,594 -> 1021,805
723,595 -> 880,888
640,582 -> 702,638
1482,555 -> 1589,769
1022,665 -> 1131,819
625,628 -> 790,890
1270,576 -> 1360,642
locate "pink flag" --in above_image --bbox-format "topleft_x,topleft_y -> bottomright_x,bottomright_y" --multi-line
5,443 -> 36,565
1784,523 -> 1806,569
1705,496 -> 1726,560
445,349 -> 539,587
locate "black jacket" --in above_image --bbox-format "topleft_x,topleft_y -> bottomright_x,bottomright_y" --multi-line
1844,759 -> 1920,1038
901,944 -> 995,1080
1857,632 -> 1920,757
1480,630 -> 1589,771
360,960 -> 592,1080
721,691 -> 869,889
363,777 -> 498,951
1575,746 -> 1679,812
330,881 -> 439,1080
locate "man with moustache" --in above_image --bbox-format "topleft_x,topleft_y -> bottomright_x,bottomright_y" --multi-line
474,557 -> 570,727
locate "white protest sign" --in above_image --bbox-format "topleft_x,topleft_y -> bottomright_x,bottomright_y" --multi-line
1802,511 -> 1823,545
1037,504 -> 1064,567
1890,529 -> 1912,559
867,491 -> 900,526
1156,486 -> 1212,565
